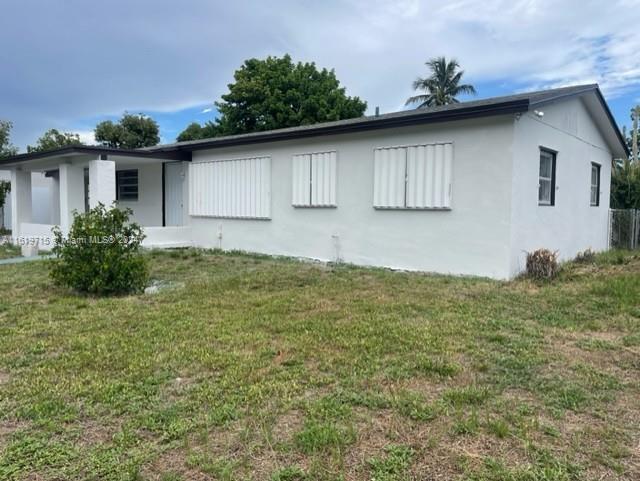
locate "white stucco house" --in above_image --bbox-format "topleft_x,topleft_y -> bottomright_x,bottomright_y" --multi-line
0,84 -> 628,279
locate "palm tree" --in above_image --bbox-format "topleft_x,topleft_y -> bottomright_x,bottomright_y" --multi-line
406,57 -> 477,108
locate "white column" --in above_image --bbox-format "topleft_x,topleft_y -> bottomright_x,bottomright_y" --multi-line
10,169 -> 32,238
49,171 -> 61,225
88,158 -> 116,208
59,163 -> 85,234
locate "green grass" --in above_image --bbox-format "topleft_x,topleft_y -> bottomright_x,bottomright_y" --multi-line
368,445 -> 414,481
0,249 -> 639,480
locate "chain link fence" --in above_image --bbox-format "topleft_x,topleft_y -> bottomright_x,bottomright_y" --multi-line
609,209 -> 640,249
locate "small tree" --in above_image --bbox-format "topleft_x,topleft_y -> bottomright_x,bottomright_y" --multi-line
95,113 -> 160,149
50,204 -> 148,295
0,120 -> 18,159
27,129 -> 83,153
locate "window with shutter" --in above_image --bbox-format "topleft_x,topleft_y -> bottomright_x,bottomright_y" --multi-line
189,156 -> 271,219
292,151 -> 337,207
373,142 -> 453,209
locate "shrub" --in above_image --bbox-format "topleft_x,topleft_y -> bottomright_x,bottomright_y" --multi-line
525,249 -> 559,280
50,204 -> 148,295
574,248 -> 596,264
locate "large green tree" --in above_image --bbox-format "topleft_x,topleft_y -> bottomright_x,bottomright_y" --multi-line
0,120 -> 18,159
177,55 -> 367,140
27,129 -> 83,153
95,113 -> 160,149
406,57 -> 477,108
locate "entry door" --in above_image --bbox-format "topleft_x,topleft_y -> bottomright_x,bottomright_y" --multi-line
164,162 -> 184,226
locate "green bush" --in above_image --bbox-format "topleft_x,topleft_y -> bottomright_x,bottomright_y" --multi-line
50,204 -> 148,295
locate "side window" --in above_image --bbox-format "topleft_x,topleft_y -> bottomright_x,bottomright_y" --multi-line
116,169 -> 139,202
538,149 -> 556,206
373,143 -> 453,209
590,163 -> 601,206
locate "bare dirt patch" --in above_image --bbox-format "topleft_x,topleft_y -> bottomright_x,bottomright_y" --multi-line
270,409 -> 304,445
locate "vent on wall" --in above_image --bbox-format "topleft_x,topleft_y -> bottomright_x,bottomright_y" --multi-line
292,151 -> 337,207
189,156 -> 271,219
373,142 -> 453,209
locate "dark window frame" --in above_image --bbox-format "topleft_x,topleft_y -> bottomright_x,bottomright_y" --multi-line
116,169 -> 139,202
538,148 -> 557,206
590,162 -> 601,207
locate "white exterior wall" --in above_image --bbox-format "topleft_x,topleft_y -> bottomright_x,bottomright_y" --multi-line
189,117 -> 516,279
117,162 -> 163,227
510,98 -> 612,275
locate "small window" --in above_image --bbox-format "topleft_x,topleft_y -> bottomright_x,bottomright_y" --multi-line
538,149 -> 556,206
590,163 -> 600,206
116,169 -> 139,201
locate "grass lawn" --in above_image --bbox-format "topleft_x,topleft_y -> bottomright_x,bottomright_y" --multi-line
0,249 -> 639,480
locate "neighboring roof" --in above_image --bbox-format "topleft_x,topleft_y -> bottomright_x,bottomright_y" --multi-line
0,144 -> 189,167
0,83 -> 629,167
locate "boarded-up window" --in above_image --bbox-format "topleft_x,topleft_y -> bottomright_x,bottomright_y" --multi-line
189,156 -> 271,218
373,143 -> 453,209
292,151 -> 337,207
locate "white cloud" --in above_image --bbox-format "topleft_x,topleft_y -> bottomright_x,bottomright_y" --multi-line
1,0 -> 639,147
201,108 -> 213,114
76,130 -> 97,146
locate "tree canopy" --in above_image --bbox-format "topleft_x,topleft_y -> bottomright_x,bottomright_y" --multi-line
406,57 -> 477,108
0,120 -> 18,159
176,122 -> 220,142
611,160 -> 640,209
95,113 -> 160,149
27,129 -> 83,153
177,55 -> 367,141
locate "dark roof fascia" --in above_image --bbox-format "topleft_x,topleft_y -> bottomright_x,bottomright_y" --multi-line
593,88 -> 630,157
0,145 -> 189,166
162,99 -> 530,153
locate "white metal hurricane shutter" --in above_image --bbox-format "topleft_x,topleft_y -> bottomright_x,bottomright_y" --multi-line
374,143 -> 453,209
292,154 -> 311,206
292,151 -> 337,207
406,143 -> 453,208
373,147 -> 406,208
189,156 -> 271,218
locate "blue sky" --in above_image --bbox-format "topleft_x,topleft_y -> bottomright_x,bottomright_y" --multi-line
2,0 -> 640,149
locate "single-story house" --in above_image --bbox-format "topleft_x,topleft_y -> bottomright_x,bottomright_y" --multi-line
0,84 -> 628,279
